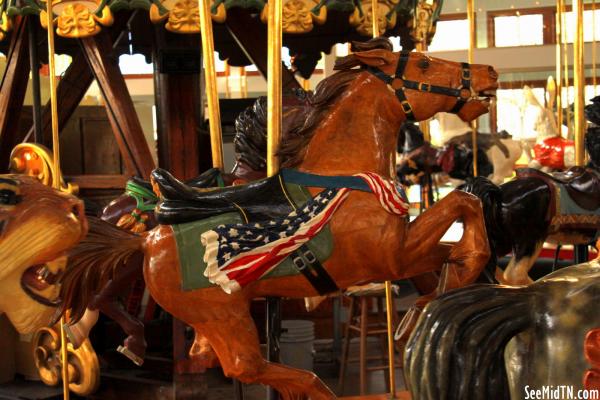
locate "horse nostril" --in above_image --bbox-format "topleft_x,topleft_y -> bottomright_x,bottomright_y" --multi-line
71,202 -> 83,220
488,66 -> 498,79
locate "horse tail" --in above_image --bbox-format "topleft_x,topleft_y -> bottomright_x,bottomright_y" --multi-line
404,284 -> 534,400
458,176 -> 504,282
56,216 -> 145,324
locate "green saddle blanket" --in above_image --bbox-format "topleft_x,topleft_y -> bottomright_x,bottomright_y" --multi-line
173,182 -> 334,291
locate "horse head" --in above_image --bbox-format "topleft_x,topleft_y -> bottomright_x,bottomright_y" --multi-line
338,41 -> 499,122
0,176 -> 86,333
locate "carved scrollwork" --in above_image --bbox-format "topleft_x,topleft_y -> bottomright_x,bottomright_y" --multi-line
149,0 -> 225,34
260,0 -> 326,34
351,0 -> 398,36
33,326 -> 100,396
38,0 -> 113,39
9,143 -> 78,194
410,0 -> 440,44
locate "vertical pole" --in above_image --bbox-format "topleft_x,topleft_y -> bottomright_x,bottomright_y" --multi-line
555,0 -> 563,131
370,0 -> 396,396
467,0 -> 478,177
44,5 -> 69,400
573,0 -> 585,166
198,0 -> 224,170
562,1 -> 571,138
28,19 -> 43,143
266,0 -> 282,177
266,0 -> 283,399
593,0 -> 597,96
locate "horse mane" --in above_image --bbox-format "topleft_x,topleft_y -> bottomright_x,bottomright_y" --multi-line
234,37 -> 394,169
55,217 -> 144,323
404,284 -> 534,400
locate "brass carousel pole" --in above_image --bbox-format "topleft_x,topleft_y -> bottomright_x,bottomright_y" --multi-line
467,0 -> 478,176
198,0 -> 224,170
44,4 -> 69,399
556,0 -> 564,130
368,0 -> 397,395
593,0 -> 597,96
562,0 -> 572,138
266,0 -> 283,399
573,0 -> 585,166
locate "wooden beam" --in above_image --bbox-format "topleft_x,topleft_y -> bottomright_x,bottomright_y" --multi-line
80,32 -> 156,179
0,17 -> 31,171
65,174 -> 129,189
225,8 -> 300,91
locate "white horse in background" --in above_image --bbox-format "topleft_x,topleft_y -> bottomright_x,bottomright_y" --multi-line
431,113 -> 524,185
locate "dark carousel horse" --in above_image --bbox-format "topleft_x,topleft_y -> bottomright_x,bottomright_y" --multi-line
459,106 -> 600,285
404,255 -> 600,400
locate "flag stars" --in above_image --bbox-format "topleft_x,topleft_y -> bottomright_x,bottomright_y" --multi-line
231,242 -> 240,250
229,228 -> 239,237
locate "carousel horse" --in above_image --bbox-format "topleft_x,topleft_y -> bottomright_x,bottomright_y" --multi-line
57,38 -> 497,399
397,122 -> 522,185
0,175 -> 86,334
404,256 -> 600,400
460,116 -> 600,285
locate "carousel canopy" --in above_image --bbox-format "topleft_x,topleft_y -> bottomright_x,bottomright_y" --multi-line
0,0 -> 443,77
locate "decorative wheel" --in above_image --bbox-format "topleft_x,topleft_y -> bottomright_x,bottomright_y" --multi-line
33,326 -> 100,396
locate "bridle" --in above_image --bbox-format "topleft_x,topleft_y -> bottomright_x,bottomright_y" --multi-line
366,51 -> 474,121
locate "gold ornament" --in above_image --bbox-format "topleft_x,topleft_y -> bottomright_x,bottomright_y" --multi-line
33,326 -> 100,396
10,143 -> 78,194
166,0 -> 200,33
39,0 -> 113,38
411,1 -> 438,44
261,0 -> 326,34
0,11 -> 11,41
355,0 -> 397,36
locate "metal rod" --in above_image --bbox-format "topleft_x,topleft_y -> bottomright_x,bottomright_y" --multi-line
44,4 -> 69,400
198,0 -> 224,170
369,0 -> 395,395
467,0 -> 478,176
266,0 -> 282,177
573,0 -> 585,166
28,19 -> 43,143
562,1 -> 571,138
555,0 -> 563,130
593,0 -> 597,96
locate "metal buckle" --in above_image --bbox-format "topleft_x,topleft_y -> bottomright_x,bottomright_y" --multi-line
462,69 -> 471,81
401,100 -> 413,114
418,82 -> 431,92
303,249 -> 317,264
293,256 -> 307,271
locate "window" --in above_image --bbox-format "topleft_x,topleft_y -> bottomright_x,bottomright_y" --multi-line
563,9 -> 600,43
496,87 -> 546,139
494,14 -> 544,47
428,19 -> 470,51
119,54 -> 153,75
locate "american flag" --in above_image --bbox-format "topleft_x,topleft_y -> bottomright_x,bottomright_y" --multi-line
201,173 -> 408,294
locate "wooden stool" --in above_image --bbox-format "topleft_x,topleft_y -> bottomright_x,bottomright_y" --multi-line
338,284 -> 401,396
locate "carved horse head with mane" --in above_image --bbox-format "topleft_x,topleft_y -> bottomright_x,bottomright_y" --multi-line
0,176 -> 86,334
58,38 -> 497,399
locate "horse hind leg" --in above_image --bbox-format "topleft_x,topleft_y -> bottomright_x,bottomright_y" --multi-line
92,254 -> 146,366
198,317 -> 335,400
175,329 -> 220,374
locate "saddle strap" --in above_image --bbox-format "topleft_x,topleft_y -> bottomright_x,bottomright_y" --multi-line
291,244 -> 339,295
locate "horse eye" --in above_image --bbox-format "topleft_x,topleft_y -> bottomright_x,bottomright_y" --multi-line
418,59 -> 430,70
0,189 -> 21,206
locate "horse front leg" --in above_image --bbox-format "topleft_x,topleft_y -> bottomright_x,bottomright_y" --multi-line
395,191 -> 489,343
92,253 -> 147,366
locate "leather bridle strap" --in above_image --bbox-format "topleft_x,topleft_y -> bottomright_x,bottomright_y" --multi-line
366,51 -> 473,121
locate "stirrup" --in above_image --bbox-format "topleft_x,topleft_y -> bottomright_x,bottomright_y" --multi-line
117,345 -> 144,366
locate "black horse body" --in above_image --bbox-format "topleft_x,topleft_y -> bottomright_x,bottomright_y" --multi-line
461,118 -> 600,283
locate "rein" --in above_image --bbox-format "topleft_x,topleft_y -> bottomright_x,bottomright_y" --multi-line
125,181 -> 159,213
366,51 -> 473,121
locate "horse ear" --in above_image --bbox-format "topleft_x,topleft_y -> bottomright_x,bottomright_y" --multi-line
352,49 -> 396,67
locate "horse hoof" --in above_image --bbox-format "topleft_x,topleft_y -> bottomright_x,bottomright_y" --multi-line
117,345 -> 144,366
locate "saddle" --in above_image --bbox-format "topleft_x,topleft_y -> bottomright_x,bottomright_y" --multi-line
516,167 -> 600,211
151,168 -> 294,225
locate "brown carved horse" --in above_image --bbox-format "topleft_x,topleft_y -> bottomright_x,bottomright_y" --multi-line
59,38 -> 496,399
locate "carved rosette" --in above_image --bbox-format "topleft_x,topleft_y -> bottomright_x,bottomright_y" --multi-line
352,0 -> 398,37
260,0 -> 326,34
33,326 -> 100,396
149,0 -> 225,34
10,143 -> 78,194
38,0 -> 113,38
